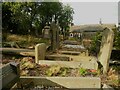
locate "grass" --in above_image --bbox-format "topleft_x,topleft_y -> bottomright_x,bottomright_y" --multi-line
2,33 -> 50,48
69,37 -> 76,41
106,66 -> 120,87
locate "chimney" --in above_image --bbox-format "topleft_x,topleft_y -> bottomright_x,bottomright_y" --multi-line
99,18 -> 102,25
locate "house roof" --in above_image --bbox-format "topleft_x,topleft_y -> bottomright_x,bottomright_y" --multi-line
70,24 -> 116,33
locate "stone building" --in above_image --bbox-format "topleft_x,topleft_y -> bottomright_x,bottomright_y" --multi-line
69,24 -> 116,40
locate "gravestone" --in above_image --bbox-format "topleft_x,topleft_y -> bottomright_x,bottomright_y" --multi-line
98,28 -> 114,74
50,23 -> 60,52
1,62 -> 20,89
43,26 -> 50,39
35,43 -> 46,63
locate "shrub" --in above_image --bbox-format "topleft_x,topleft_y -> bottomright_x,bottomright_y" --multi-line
88,32 -> 102,56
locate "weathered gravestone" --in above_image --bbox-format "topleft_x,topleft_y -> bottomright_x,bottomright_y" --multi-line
35,43 -> 46,63
50,23 -> 60,52
43,26 -> 50,39
98,27 -> 114,74
1,62 -> 20,89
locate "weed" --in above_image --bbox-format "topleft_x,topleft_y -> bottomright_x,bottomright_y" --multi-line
79,68 -> 87,76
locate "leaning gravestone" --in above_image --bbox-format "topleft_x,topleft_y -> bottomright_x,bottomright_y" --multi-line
50,23 -> 60,52
98,28 -> 114,74
35,43 -> 46,63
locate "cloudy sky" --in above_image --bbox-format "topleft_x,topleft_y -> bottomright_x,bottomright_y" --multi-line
63,2 -> 118,25
119,1 -> 120,24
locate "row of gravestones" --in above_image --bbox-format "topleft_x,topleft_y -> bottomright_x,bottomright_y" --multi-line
35,22 -> 60,63
42,22 -> 60,52
35,24 -> 114,74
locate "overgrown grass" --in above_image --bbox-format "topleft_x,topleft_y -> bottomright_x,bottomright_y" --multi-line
2,33 -> 50,48
69,37 -> 76,41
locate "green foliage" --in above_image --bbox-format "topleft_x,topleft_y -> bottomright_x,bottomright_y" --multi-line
89,27 -> 120,56
113,28 -> 120,50
89,32 -> 102,56
2,2 -> 74,37
69,37 -> 76,41
79,68 -> 87,76
9,2 -> 40,35
59,4 -> 74,39
2,2 -> 16,32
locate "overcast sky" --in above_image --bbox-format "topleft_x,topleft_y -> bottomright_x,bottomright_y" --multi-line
63,2 -> 118,25
118,2 -> 120,24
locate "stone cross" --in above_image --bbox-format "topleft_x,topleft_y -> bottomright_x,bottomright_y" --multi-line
35,43 -> 46,63
98,28 -> 114,74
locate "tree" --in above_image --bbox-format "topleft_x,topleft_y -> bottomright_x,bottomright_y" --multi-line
2,2 -> 74,37
9,2 -> 41,35
58,4 -> 74,40
2,2 -> 17,33
8,2 -> 63,36
37,2 -> 62,36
